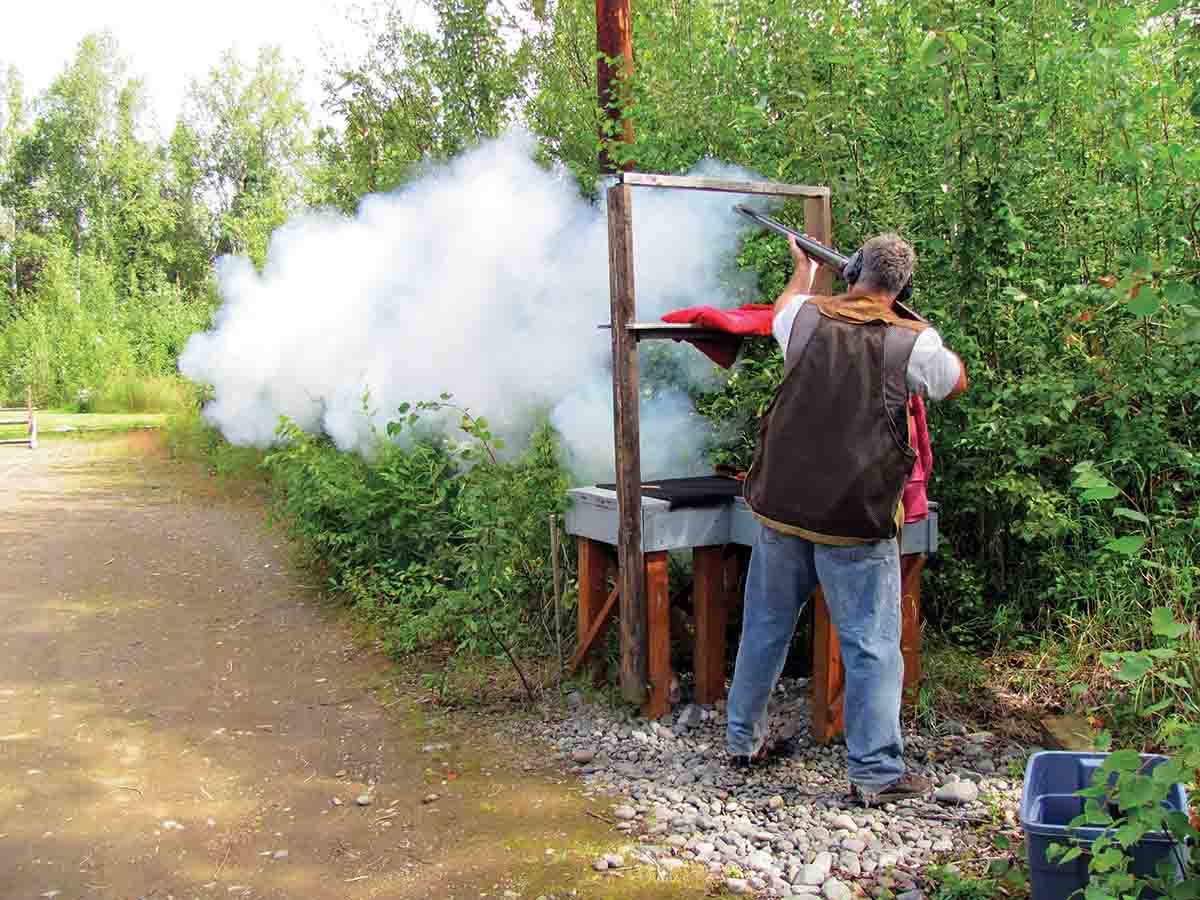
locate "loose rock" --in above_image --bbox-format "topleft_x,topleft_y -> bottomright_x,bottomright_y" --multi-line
934,781 -> 980,805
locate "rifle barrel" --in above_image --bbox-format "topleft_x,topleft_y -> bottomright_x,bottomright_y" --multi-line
733,204 -> 928,324
733,205 -> 848,273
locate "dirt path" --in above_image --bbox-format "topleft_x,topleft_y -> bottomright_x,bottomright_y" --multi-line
0,436 -> 700,900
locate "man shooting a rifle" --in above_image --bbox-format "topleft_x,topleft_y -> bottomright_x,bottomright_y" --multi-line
727,232 -> 968,807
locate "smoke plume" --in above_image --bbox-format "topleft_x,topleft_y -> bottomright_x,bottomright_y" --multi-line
180,131 -> 764,481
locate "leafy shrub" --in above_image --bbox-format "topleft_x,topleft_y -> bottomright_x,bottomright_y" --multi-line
260,402 -> 568,655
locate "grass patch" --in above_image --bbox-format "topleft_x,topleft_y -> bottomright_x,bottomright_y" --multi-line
83,374 -> 193,414
163,405 -> 265,480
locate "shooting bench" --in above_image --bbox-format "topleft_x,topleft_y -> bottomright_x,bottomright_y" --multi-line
0,387 -> 38,450
563,172 -> 936,742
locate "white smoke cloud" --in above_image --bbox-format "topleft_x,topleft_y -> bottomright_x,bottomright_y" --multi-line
180,131 -> 766,481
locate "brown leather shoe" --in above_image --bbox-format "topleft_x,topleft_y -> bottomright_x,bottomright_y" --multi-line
848,773 -> 933,807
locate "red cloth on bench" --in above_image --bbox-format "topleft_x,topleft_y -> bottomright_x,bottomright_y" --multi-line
660,303 -> 774,368
662,302 -> 935,525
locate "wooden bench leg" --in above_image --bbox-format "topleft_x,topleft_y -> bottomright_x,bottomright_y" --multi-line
693,545 -> 731,705
810,588 -> 845,744
812,553 -> 925,740
574,537 -> 613,675
900,553 -> 925,707
643,550 -> 673,719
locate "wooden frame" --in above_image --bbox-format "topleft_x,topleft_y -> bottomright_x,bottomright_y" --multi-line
606,171 -> 833,715
0,387 -> 38,449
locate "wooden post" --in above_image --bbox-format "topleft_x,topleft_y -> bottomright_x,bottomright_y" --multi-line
804,194 -> 834,296
900,553 -> 925,706
810,589 -> 846,743
607,183 -> 647,705
576,536 -> 611,670
596,0 -> 634,173
804,191 -> 842,743
644,550 -> 672,718
692,545 -> 731,704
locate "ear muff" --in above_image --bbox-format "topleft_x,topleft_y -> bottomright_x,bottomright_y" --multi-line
843,249 -> 863,286
843,247 -> 913,303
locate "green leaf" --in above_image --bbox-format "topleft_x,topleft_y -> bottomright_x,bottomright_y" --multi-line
1163,281 -> 1196,307
1105,748 -> 1144,771
1113,507 -> 1149,524
1140,697 -> 1172,716
1081,486 -> 1119,501
1151,607 -> 1189,639
945,31 -> 968,53
1104,536 -> 1145,556
1128,289 -> 1162,317
1115,655 -> 1153,682
1059,845 -> 1084,863
918,32 -> 943,66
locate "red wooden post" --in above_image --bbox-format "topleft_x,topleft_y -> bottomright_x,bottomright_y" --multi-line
644,550 -> 672,718
596,0 -> 634,173
693,545 -> 732,704
900,553 -> 925,706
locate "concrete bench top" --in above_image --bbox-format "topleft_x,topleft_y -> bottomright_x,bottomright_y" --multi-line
564,486 -> 939,556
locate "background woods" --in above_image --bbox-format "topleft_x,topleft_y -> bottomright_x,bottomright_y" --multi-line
2,0 -> 1197,741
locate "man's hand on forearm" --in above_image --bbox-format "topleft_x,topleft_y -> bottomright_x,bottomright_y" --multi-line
773,235 -> 820,316
946,352 -> 969,400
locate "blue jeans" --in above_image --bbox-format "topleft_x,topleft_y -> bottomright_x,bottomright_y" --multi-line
726,522 -> 905,789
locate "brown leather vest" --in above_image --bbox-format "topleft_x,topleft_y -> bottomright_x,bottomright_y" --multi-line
744,295 -> 929,543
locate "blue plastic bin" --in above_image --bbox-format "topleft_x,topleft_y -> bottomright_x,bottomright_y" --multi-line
1021,751 -> 1189,900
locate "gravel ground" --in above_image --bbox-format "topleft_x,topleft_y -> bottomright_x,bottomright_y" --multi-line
527,678 -> 1036,898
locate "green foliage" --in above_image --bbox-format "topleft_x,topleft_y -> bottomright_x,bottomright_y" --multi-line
1047,703 -> 1200,897
262,399 -> 568,656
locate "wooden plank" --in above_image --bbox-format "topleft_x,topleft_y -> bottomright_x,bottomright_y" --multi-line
620,172 -> 830,198
692,546 -> 731,704
596,0 -> 634,173
607,182 -> 647,705
804,194 -> 835,296
575,536 -> 610,671
900,553 -> 925,707
568,584 -> 620,675
643,550 -> 672,718
811,588 -> 846,743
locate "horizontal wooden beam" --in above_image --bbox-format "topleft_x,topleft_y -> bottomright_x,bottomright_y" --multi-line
619,172 -> 829,199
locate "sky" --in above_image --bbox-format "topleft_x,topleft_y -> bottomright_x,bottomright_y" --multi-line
0,0 -> 379,135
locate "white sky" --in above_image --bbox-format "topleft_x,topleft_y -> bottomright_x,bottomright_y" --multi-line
0,0 -> 377,136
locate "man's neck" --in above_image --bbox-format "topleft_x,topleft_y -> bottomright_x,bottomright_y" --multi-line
845,282 -> 897,307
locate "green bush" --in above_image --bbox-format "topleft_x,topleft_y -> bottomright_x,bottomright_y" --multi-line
261,404 -> 568,655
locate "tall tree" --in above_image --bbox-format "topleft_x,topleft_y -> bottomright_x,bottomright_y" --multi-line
311,0 -> 528,210
178,46 -> 311,263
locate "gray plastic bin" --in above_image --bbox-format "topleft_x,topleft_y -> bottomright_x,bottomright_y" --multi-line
1021,751 -> 1189,900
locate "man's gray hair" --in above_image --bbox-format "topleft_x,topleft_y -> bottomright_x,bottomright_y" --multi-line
859,233 -> 915,295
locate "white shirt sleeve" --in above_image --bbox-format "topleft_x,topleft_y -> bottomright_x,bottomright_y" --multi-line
775,298 -> 961,401
772,295 -> 810,356
906,328 -> 962,401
